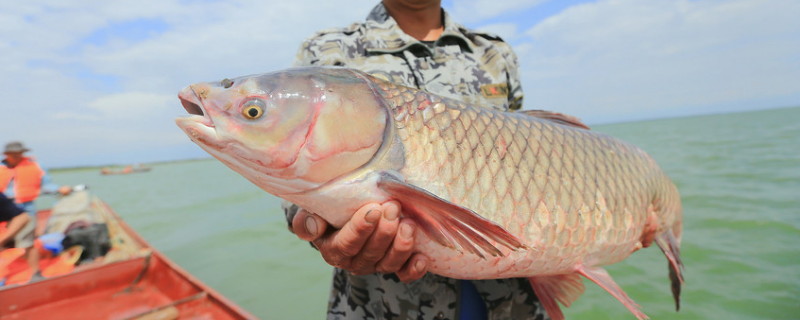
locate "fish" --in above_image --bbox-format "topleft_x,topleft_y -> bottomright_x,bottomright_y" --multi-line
175,67 -> 684,320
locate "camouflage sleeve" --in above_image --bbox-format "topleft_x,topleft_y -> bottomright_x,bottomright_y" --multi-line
282,199 -> 300,233
291,24 -> 361,68
494,40 -> 524,111
291,37 -> 324,67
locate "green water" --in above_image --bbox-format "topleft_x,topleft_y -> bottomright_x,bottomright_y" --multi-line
45,107 -> 800,319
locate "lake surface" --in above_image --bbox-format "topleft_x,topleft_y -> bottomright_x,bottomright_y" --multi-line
45,106 -> 800,319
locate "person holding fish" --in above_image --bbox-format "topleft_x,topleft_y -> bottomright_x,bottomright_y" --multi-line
176,0 -> 685,316
284,1 -> 543,319
177,0 -> 684,316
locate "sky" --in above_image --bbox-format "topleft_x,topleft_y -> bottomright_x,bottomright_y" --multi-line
1,0 -> 798,168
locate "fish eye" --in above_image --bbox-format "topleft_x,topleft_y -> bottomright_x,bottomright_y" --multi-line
221,78 -> 234,88
241,99 -> 266,120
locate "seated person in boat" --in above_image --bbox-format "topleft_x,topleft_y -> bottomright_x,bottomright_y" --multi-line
0,192 -> 39,276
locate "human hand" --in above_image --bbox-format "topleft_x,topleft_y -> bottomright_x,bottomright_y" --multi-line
57,185 -> 72,196
291,201 -> 429,283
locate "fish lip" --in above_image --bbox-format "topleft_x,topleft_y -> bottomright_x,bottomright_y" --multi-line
177,85 -> 214,128
176,85 -> 227,150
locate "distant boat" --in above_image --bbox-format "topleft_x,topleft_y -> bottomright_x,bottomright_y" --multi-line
101,164 -> 152,175
0,192 -> 256,319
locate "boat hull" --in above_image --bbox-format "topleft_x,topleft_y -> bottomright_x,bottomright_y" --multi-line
0,195 -> 256,319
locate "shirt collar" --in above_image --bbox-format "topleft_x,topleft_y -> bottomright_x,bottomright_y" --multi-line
363,3 -> 473,55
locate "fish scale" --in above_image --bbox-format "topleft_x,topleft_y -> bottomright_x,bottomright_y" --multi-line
380,80 -> 672,254
176,67 -> 684,320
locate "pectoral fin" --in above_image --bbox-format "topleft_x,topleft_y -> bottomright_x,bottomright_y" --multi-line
376,172 -> 525,258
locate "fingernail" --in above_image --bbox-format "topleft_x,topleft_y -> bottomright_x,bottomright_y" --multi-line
305,217 -> 318,236
365,209 -> 380,224
384,205 -> 399,221
400,223 -> 413,239
414,259 -> 427,273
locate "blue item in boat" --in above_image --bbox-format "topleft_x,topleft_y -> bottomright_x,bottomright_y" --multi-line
38,233 -> 66,255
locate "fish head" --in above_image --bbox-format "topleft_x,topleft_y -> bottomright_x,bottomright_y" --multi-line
176,67 -> 388,195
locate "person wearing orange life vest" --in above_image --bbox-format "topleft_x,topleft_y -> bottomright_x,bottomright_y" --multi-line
1,141 -> 72,223
1,141 -> 69,281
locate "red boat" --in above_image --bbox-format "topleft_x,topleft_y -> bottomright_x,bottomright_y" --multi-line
101,164 -> 152,175
0,193 -> 257,320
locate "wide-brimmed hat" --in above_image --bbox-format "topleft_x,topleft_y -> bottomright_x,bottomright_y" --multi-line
4,141 -> 30,153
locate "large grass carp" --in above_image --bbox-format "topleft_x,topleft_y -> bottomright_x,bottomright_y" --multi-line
176,67 -> 683,319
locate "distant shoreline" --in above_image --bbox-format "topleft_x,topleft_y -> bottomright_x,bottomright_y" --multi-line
50,157 -> 212,173
587,104 -> 800,127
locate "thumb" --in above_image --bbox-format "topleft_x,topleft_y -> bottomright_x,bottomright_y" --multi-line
292,209 -> 329,241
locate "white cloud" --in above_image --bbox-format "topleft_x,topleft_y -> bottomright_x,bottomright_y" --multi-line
0,0 -> 798,167
51,112 -> 101,121
86,92 -> 174,119
519,0 -> 800,123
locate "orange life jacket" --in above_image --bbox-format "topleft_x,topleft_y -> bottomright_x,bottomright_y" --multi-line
0,157 -> 45,203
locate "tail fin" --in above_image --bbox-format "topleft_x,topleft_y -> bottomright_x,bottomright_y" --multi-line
654,230 -> 684,310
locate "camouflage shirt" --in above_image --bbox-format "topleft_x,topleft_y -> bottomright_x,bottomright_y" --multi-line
287,3 -> 547,320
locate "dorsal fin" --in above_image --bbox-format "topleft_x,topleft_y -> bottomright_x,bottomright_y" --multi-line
519,110 -> 590,130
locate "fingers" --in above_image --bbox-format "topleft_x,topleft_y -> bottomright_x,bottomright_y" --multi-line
349,202 -> 402,274
57,185 -> 72,196
380,201 -> 401,221
291,201 -> 429,282
375,219 -> 429,283
379,216 -> 428,283
291,209 -> 329,242
396,253 -> 429,283
375,220 -> 414,273
313,203 -> 382,268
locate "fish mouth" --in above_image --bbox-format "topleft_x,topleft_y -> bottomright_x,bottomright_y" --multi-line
178,86 -> 211,123
181,94 -> 205,117
175,85 -> 223,150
